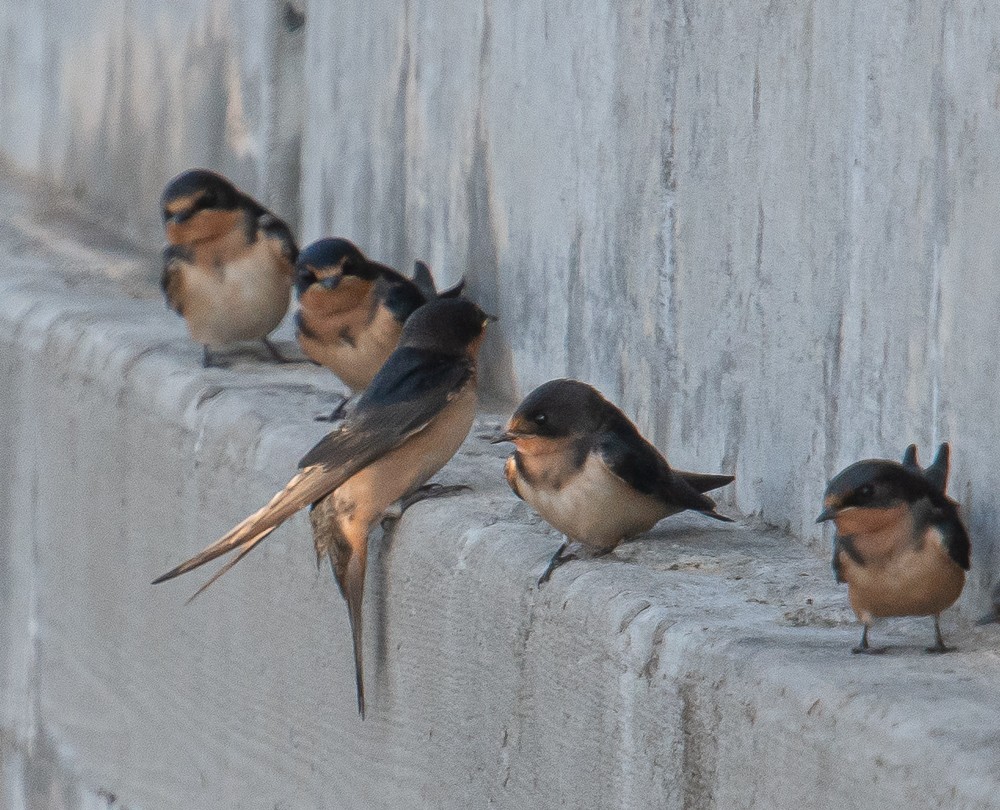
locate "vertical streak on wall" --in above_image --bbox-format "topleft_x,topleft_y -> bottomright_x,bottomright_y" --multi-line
261,0 -> 305,231
929,241 -> 942,449
654,2 -> 681,455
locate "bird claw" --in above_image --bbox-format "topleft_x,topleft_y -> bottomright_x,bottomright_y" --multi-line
399,484 -> 471,512
261,337 -> 294,364
314,396 -> 350,423
537,543 -> 577,587
202,346 -> 229,369
379,485 -> 471,531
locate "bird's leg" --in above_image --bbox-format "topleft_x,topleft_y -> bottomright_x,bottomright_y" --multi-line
202,345 -> 229,368
851,624 -> 887,655
926,614 -> 956,654
314,395 -> 351,423
261,337 -> 293,363
380,483 -> 472,531
538,541 -> 578,587
399,483 -> 472,512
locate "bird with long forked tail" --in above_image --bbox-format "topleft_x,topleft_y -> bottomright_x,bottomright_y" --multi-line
154,297 -> 495,718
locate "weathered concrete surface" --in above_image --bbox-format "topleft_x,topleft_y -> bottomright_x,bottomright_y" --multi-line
2,174 -> 1000,808
0,0 -> 304,243
5,1 -> 1000,609
296,1 -> 1000,611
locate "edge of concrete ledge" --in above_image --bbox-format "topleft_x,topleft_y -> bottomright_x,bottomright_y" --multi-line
1,202 -> 999,809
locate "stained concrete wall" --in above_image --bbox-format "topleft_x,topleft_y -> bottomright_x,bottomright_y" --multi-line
3,1 -> 1000,807
0,175 -> 998,809
296,1 -> 1000,589
3,1 -> 998,586
0,0 -> 304,240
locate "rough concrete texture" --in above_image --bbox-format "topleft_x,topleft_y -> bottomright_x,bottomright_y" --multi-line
0,0 -> 305,242
4,1 -> 1000,609
295,1 -> 1000,612
1,175 -> 1000,808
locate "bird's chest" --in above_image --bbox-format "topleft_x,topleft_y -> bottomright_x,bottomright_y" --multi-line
837,521 -> 966,619
511,452 -> 669,550
179,239 -> 288,339
182,232 -> 287,298
297,284 -> 402,389
332,382 -> 479,530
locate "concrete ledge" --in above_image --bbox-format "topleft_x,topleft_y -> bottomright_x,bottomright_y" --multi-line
2,183 -> 1000,808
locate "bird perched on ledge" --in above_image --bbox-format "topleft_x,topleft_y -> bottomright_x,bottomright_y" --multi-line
153,297 -> 494,719
295,238 -> 464,395
817,442 -> 970,654
160,169 -> 298,368
493,379 -> 734,584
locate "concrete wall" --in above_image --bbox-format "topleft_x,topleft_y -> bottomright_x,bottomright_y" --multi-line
1,185 -> 999,809
4,2 -> 999,589
296,1 -> 1000,589
3,2 -> 1000,806
0,0 -> 304,239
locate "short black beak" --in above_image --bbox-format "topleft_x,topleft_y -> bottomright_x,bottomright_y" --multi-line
319,275 -> 342,291
166,210 -> 192,226
815,507 -> 837,524
484,313 -> 499,323
489,430 -> 517,444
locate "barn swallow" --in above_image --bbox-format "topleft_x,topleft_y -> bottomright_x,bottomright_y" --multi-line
294,238 -> 465,396
817,442 -> 970,654
492,379 -> 734,584
160,169 -> 298,367
153,298 -> 493,718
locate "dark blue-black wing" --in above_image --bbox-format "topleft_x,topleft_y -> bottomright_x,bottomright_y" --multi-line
594,410 -> 730,519
152,347 -> 474,585
930,500 -> 970,571
160,244 -> 191,314
901,442 -> 950,494
298,347 -> 474,469
411,260 -> 437,300
925,443 -> 950,494
258,212 -> 299,264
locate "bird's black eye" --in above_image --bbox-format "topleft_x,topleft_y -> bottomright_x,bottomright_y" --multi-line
858,484 -> 874,499
162,208 -> 171,221
533,412 -> 547,425
201,191 -> 217,208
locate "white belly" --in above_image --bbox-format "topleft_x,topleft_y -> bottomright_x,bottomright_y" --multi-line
515,454 -> 672,552
183,240 -> 291,345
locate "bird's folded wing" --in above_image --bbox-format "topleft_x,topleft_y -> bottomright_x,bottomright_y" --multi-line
155,348 -> 473,584
594,417 -> 715,511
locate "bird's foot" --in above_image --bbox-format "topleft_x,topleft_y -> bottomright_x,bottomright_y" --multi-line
400,484 -> 471,512
927,616 -> 955,653
261,337 -> 294,364
202,346 -> 229,368
538,543 -> 577,587
380,484 -> 471,531
314,396 -> 351,422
